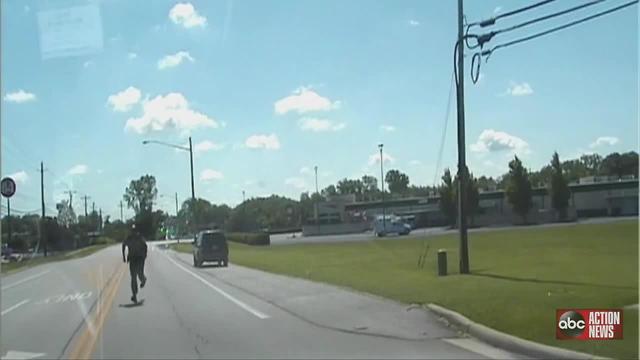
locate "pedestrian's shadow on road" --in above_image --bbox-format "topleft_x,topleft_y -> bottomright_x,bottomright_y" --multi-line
119,299 -> 145,308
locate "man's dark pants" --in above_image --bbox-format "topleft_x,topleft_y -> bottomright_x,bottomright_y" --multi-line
129,256 -> 146,296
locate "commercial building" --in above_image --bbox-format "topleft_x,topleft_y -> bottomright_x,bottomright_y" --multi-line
302,177 -> 638,235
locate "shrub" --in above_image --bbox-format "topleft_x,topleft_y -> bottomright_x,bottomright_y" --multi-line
93,236 -> 116,245
226,232 -> 270,246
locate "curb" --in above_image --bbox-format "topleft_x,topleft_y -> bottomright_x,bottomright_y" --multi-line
426,304 -> 609,360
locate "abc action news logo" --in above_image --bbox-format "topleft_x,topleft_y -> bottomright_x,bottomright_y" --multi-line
556,309 -> 623,340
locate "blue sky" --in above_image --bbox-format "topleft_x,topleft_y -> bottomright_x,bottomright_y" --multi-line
2,0 -> 638,220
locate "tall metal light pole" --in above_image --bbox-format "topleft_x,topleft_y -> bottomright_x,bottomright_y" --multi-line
378,144 -> 386,232
456,0 -> 470,274
142,137 -> 196,239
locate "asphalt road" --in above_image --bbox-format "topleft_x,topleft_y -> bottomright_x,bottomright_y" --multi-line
270,216 -> 637,245
0,243 -> 527,359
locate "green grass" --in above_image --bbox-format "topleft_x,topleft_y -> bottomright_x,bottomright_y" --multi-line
1,242 -> 115,274
172,221 -> 638,359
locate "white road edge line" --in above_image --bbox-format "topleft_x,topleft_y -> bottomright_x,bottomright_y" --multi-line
1,299 -> 30,316
443,338 -> 518,360
163,253 -> 270,319
2,270 -> 51,291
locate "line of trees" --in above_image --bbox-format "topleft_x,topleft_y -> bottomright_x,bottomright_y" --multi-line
437,150 -> 632,227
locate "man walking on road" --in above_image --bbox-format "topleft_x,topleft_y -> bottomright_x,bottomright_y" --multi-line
122,224 -> 148,303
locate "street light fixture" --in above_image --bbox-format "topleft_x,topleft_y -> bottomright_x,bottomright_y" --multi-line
378,144 -> 386,233
142,136 -> 196,239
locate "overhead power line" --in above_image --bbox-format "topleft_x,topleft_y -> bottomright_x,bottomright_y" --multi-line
482,0 -> 638,58
432,71 -> 455,188
467,0 -> 557,28
468,0 -> 607,49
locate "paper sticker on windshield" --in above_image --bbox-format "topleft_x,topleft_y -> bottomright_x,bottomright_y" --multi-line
37,4 -> 104,60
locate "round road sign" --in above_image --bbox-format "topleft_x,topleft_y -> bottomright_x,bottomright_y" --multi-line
1,177 -> 16,198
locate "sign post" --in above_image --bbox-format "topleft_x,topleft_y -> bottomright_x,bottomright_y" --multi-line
1,177 -> 17,248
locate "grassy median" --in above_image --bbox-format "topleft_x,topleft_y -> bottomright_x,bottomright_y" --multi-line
171,221 -> 638,359
1,241 -> 115,274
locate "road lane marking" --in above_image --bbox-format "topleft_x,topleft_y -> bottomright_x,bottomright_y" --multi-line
35,291 -> 93,305
2,270 -> 51,290
163,254 -> 270,319
68,266 -> 126,359
1,299 -> 30,316
1,350 -> 46,359
443,338 -> 518,359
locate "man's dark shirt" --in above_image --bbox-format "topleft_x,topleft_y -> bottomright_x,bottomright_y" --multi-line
122,235 -> 148,262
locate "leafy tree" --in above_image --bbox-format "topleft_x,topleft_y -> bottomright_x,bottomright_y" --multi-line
506,156 -> 533,223
123,175 -> 158,214
321,185 -> 337,197
561,159 -> 588,183
602,151 -> 639,178
361,175 -> 379,201
549,152 -> 571,220
580,153 -> 603,175
529,165 -> 553,188
56,200 -> 77,227
438,168 -> 456,227
178,198 -> 231,231
337,178 -> 364,200
385,169 -> 410,196
476,176 -> 498,192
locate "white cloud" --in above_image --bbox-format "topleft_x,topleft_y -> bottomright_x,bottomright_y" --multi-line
125,92 -> 219,134
589,136 -> 619,148
8,171 -> 28,184
194,140 -> 225,153
169,2 -> 207,28
300,166 -> 312,175
107,86 -> 141,112
368,152 -> 395,166
157,51 -> 194,70
409,160 -> 422,166
274,87 -> 340,115
4,90 -> 36,103
298,118 -> 346,132
494,6 -> 502,14
245,134 -> 281,150
408,19 -> 420,26
68,164 -> 89,175
380,125 -> 396,132
200,169 -> 223,181
505,82 -> 533,96
285,177 -> 307,189
128,52 -> 138,59
470,129 -> 530,154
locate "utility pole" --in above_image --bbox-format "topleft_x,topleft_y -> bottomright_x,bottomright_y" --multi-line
119,201 -> 124,222
99,208 -> 102,231
378,144 -> 386,232
314,166 -> 320,231
456,0 -> 470,274
175,192 -> 179,216
92,201 -> 95,214
40,162 -> 47,257
64,190 -> 77,209
188,136 -> 196,235
82,195 -> 90,217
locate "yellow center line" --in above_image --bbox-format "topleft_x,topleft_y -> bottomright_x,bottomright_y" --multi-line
68,264 -> 126,359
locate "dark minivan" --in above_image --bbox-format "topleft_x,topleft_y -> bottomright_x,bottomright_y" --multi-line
193,230 -> 229,267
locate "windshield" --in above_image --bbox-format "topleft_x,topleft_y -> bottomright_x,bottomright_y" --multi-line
201,233 -> 225,246
1,1 -> 638,359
